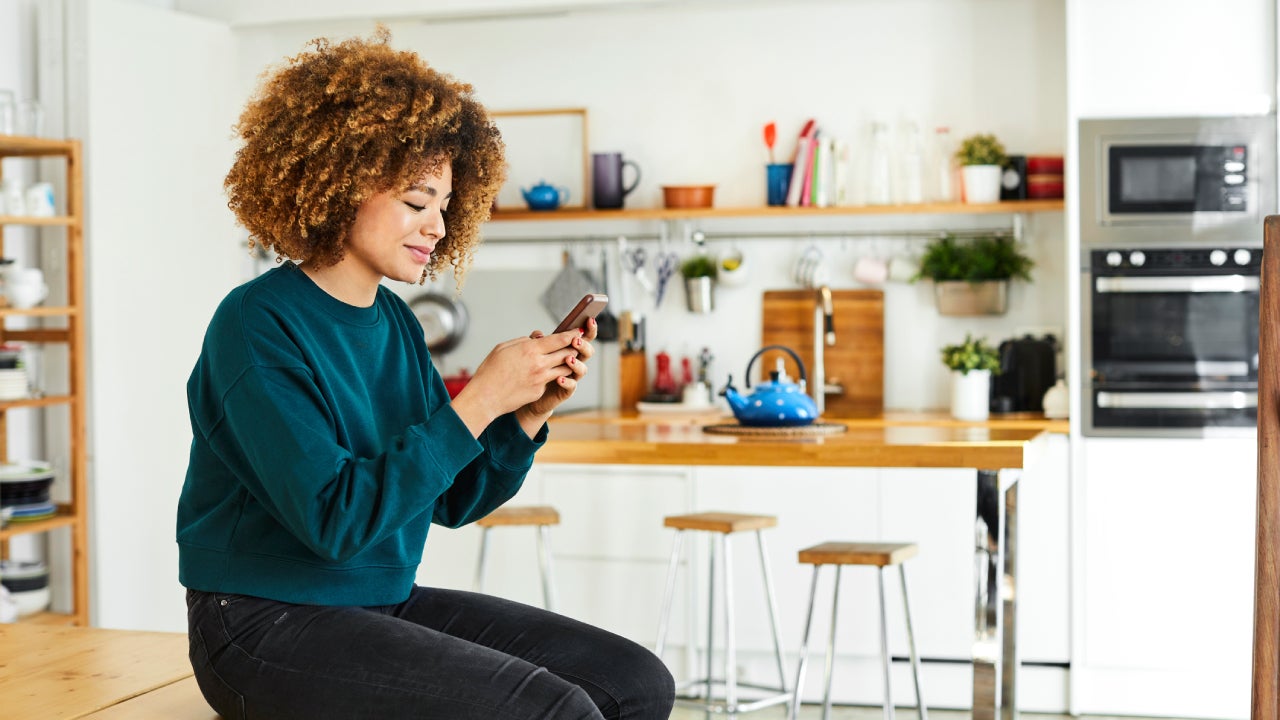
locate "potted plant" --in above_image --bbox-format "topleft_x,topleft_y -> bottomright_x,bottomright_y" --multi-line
941,333 -> 1001,421
914,234 -> 1034,315
680,253 -> 717,313
955,133 -> 1007,204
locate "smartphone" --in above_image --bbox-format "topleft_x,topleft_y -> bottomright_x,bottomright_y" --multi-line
554,293 -> 609,333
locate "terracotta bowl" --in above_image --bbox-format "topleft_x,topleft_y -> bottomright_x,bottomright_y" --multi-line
662,185 -> 716,209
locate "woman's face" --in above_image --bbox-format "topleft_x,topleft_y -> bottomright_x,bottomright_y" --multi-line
344,161 -> 453,286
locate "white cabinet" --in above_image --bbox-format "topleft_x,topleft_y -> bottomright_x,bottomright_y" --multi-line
1069,0 -> 1274,117
1076,437 -> 1255,720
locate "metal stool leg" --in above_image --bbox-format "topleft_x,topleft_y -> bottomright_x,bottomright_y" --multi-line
900,564 -> 928,720
705,533 -> 716,705
723,534 -> 737,716
822,565 -> 842,720
474,526 -> 492,592
756,530 -> 789,702
537,524 -> 557,612
655,530 -> 685,657
878,568 -> 895,720
790,566 -> 822,720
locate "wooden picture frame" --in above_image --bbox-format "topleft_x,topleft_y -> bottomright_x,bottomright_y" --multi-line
491,108 -> 589,212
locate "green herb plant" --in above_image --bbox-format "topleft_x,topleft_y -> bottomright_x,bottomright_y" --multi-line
680,254 -> 717,279
915,235 -> 1034,283
954,133 -> 1008,167
941,334 -> 1002,375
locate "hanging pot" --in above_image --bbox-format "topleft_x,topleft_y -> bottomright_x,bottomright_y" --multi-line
410,292 -> 469,355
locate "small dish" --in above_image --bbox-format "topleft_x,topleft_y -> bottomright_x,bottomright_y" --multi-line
661,185 -> 715,209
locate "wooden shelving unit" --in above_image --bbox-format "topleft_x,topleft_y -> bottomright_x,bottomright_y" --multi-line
0,134 -> 88,626
489,198 -> 1064,222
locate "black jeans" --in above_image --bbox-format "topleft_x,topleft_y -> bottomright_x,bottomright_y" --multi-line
186,587 -> 675,719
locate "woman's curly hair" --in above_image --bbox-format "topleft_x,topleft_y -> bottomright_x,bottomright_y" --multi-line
225,26 -> 505,282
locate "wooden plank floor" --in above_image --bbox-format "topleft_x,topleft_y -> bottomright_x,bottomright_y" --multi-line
81,677 -> 219,719
0,624 -> 193,719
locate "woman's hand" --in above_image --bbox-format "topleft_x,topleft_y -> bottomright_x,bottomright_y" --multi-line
449,328 -> 584,438
519,317 -> 597,423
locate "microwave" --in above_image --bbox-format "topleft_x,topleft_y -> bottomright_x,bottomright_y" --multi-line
1080,115 -> 1276,246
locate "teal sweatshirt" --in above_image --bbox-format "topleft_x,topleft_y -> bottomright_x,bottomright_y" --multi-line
177,263 -> 544,606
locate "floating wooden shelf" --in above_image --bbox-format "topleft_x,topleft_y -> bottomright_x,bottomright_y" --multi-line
489,199 -> 1064,222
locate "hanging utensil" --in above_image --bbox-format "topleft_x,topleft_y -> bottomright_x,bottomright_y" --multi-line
539,247 -> 597,324
621,245 -> 654,297
654,251 -> 678,308
595,247 -> 619,341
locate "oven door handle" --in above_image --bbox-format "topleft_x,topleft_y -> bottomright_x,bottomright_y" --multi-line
1096,390 -> 1258,409
1095,275 -> 1259,293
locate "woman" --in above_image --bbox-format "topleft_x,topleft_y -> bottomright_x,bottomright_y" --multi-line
176,29 -> 675,720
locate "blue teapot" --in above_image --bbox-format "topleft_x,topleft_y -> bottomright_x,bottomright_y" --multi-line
720,345 -> 820,427
522,180 -> 569,211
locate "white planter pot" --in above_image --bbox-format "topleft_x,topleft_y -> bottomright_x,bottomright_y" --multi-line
951,369 -> 991,421
961,165 -> 1002,204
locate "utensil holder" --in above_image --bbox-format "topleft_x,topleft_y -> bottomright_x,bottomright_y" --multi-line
684,276 -> 715,313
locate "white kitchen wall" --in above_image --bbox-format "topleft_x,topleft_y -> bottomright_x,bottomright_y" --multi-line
237,0 -> 1070,410
82,0 -> 240,631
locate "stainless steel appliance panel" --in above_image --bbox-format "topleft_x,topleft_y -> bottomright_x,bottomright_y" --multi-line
1081,246 -> 1260,437
1080,115 -> 1275,247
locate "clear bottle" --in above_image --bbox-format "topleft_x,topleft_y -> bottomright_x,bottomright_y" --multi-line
933,126 -> 955,203
867,122 -> 893,205
900,119 -> 925,204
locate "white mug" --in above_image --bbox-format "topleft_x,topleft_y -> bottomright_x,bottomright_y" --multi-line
25,183 -> 54,217
6,281 -> 47,309
853,255 -> 888,285
887,256 -> 917,283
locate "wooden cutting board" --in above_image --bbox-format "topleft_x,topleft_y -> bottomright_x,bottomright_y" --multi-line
761,289 -> 884,417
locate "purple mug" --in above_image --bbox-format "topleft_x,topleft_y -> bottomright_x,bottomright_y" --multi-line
592,152 -> 641,209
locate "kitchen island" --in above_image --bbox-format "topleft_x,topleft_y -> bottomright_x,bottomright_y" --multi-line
537,410 -> 1065,720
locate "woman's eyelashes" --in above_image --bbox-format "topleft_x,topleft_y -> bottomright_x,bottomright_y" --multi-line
403,200 -> 427,212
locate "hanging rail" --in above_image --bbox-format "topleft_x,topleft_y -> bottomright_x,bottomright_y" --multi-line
481,220 -> 1023,245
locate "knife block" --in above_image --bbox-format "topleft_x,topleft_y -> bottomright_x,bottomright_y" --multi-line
618,350 -> 647,412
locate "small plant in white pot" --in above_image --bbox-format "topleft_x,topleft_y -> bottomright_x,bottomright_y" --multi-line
955,133 -> 1008,204
941,334 -> 1001,421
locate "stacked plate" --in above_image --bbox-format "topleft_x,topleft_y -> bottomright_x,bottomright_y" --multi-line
0,367 -> 28,400
0,461 -> 55,523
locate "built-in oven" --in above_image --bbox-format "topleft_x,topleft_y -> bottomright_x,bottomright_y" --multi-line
1080,115 -> 1275,246
1082,246 -> 1260,436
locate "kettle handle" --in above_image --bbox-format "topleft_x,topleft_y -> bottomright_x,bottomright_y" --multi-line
744,344 -> 807,388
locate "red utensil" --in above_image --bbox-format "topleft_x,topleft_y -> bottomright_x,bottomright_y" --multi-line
763,121 -> 777,164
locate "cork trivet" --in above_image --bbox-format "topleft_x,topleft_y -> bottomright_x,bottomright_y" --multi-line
702,422 -> 848,436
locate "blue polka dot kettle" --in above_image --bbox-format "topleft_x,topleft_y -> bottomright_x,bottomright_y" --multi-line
720,345 -> 819,427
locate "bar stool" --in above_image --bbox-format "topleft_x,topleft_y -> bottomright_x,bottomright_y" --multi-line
790,542 -> 926,720
474,505 -> 559,611
655,512 -> 791,715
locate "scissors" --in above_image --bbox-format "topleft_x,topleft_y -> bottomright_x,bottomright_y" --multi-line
621,246 -> 654,295
654,252 -> 678,307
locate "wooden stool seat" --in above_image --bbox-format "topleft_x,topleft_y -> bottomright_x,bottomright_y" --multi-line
663,511 -> 777,534
477,505 -> 560,527
475,504 -> 561,610
798,542 -> 918,567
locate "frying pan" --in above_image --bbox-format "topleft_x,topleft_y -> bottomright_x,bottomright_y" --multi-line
409,292 -> 469,355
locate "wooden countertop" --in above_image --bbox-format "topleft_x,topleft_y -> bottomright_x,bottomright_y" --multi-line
541,410 -> 1067,470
